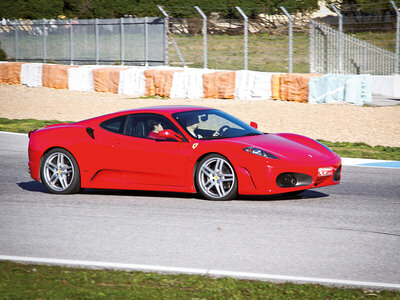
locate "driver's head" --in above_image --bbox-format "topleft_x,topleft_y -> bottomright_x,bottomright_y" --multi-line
185,114 -> 200,128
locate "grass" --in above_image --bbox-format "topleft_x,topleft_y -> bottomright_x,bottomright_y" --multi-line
1,261 -> 399,299
169,31 -> 396,72
1,118 -> 399,160
318,140 -> 400,161
0,118 -> 73,133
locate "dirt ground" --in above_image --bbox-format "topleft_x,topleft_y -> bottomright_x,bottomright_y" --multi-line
1,84 -> 399,147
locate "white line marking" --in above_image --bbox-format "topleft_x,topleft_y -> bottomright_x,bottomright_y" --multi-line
0,255 -> 399,290
0,131 -> 27,136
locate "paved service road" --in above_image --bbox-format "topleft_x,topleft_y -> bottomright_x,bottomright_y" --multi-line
0,132 -> 399,288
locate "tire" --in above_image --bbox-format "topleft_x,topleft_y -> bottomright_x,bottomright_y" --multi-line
41,148 -> 81,194
195,154 -> 238,201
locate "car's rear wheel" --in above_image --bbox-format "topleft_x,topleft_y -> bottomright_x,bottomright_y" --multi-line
41,148 -> 81,194
196,154 -> 237,201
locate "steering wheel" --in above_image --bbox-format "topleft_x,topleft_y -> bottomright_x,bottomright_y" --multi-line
215,125 -> 231,137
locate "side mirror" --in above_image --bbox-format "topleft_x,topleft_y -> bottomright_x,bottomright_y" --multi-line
250,122 -> 258,129
158,129 -> 183,142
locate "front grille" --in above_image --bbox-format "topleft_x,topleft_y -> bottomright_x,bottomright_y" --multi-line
276,172 -> 313,188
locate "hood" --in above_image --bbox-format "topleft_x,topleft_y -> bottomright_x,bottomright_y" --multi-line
234,134 -> 333,162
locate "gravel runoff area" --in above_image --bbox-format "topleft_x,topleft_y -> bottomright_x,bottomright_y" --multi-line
1,84 -> 399,147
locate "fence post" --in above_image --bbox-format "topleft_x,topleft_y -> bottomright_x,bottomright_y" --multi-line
14,22 -> 19,62
144,17 -> 149,66
235,6 -> 248,70
280,6 -> 293,73
309,20 -> 314,73
329,4 -> 343,74
194,6 -> 207,69
120,17 -> 125,65
390,0 -> 399,74
95,18 -> 99,65
42,19 -> 47,63
157,5 -> 186,67
69,19 -> 73,65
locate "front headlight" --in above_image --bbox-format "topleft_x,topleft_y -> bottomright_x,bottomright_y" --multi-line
243,147 -> 279,159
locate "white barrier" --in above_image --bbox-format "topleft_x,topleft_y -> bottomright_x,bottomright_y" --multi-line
309,74 -> 372,105
118,67 -> 146,96
235,70 -> 276,100
371,75 -> 400,98
21,63 -> 42,87
170,68 -> 213,99
68,65 -> 104,92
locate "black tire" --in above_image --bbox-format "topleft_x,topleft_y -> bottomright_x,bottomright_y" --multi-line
40,148 -> 81,194
195,154 -> 238,201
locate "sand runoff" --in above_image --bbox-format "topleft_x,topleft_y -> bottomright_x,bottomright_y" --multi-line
1,84 -> 399,147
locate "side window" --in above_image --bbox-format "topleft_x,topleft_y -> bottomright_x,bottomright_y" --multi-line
100,116 -> 126,134
125,114 -> 184,140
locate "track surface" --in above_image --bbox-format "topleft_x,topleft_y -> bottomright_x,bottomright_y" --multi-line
1,132 -> 399,288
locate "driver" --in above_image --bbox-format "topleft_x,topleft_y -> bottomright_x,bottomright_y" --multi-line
185,115 -> 202,138
147,120 -> 165,140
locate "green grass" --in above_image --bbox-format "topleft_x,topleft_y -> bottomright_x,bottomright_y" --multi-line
169,31 -> 396,72
170,33 -> 310,72
318,140 -> 400,161
1,118 -> 399,160
0,118 -> 73,133
1,261 -> 399,299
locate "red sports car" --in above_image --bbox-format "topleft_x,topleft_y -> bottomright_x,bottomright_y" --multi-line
28,106 -> 341,200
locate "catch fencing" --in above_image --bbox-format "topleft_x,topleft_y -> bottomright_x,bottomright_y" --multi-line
309,20 -> 397,75
159,4 -> 399,75
0,17 -> 167,66
0,2 -> 399,75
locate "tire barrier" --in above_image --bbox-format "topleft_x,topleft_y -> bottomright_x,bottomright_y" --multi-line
309,75 -> 372,105
0,61 -> 386,105
93,67 -> 127,94
0,62 -> 24,85
42,64 -> 77,89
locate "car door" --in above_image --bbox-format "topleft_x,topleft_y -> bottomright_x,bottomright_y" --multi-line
114,114 -> 190,187
83,115 -> 128,189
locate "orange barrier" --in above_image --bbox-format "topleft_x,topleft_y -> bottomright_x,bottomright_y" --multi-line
93,67 -> 126,93
279,73 -> 322,102
203,71 -> 236,99
271,74 -> 283,100
145,69 -> 181,98
0,62 -> 25,85
42,64 -> 77,89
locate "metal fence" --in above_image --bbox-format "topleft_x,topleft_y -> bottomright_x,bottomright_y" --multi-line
309,20 -> 397,75
0,17 -> 167,66
0,3 -> 399,75
159,4 -> 399,75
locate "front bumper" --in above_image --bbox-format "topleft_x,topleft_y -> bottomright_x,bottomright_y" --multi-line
236,156 -> 342,195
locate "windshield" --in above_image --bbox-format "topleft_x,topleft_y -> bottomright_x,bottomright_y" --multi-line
173,109 -> 263,140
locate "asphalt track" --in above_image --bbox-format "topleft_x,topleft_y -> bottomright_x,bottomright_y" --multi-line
0,132 -> 399,290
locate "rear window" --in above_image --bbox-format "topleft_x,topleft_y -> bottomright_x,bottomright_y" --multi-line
100,116 -> 126,134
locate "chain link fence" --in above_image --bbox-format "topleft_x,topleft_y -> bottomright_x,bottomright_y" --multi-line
0,17 -> 167,66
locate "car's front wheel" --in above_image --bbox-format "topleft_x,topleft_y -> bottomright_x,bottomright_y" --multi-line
196,154 -> 237,200
41,148 -> 81,194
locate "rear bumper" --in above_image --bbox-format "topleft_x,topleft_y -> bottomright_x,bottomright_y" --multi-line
28,149 -> 41,182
